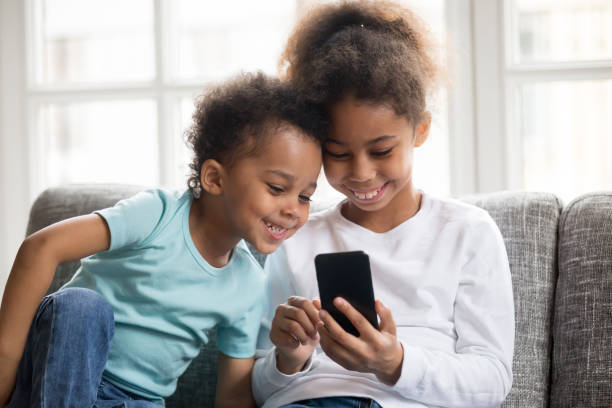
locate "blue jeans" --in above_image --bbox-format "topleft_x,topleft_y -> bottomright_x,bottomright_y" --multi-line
6,287 -> 161,408
281,397 -> 382,408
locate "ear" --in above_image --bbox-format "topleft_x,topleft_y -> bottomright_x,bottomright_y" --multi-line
199,159 -> 226,196
414,111 -> 432,147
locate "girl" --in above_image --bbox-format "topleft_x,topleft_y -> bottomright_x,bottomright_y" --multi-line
252,2 -> 514,408
0,73 -> 328,407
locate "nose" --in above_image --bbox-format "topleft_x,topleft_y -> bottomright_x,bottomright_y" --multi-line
348,153 -> 375,183
280,197 -> 305,221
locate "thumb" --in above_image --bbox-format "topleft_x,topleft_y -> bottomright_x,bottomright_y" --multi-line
376,300 -> 396,336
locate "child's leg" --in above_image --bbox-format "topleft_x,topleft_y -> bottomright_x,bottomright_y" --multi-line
6,287 -> 114,408
280,397 -> 382,407
94,379 -> 163,407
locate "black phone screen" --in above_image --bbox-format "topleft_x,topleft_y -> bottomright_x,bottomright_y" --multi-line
315,251 -> 379,337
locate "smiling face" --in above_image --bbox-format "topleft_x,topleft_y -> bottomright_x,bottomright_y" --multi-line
324,96 -> 430,228
221,125 -> 322,254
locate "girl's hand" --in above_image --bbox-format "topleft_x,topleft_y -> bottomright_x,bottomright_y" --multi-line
317,298 -> 404,385
269,296 -> 322,375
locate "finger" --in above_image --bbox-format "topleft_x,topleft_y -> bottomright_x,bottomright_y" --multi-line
270,329 -> 301,349
317,324 -> 360,371
376,300 -> 396,335
284,304 -> 318,338
274,307 -> 313,344
278,317 -> 312,344
277,301 -> 318,339
317,308 -> 362,354
287,296 -> 322,334
311,299 -> 324,330
333,297 -> 376,339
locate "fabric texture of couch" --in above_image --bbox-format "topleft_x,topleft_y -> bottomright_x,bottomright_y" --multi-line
24,184 -> 612,407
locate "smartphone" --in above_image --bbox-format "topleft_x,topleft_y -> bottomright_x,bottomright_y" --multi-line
314,251 -> 379,337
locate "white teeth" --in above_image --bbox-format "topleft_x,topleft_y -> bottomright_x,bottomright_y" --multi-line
265,221 -> 286,234
353,188 -> 380,200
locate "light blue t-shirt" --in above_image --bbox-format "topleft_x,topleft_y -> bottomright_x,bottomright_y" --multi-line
63,189 -> 265,400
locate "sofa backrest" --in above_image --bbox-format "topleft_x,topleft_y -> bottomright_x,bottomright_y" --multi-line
26,184 -> 145,293
550,192 -> 612,408
463,192 -> 562,408
27,185 -> 565,407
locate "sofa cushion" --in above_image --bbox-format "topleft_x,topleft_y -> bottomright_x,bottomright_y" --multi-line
463,191 -> 562,408
551,192 -> 612,408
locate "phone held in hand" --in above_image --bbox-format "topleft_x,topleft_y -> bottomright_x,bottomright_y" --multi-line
314,251 -> 379,337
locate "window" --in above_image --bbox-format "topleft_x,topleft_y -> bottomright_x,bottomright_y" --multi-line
492,0 -> 612,202
26,0 -> 302,194
402,0 -> 450,199
511,0 -> 612,64
33,0 -> 155,84
26,0 -> 450,204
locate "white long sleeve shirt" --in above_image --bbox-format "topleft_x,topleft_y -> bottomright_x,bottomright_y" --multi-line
252,192 -> 514,408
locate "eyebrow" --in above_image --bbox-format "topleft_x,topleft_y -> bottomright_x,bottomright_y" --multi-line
326,135 -> 397,146
265,170 -> 317,189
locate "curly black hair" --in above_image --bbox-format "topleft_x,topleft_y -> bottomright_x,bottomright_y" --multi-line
185,72 -> 329,195
280,0 -> 441,125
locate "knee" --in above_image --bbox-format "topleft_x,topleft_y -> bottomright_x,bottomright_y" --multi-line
54,288 -> 112,316
52,288 -> 114,334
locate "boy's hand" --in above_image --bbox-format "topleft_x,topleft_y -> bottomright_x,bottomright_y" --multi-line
269,296 -> 322,375
317,298 -> 404,386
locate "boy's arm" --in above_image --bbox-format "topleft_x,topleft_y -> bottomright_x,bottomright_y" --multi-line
215,353 -> 255,408
0,214 -> 110,405
252,246 -> 313,406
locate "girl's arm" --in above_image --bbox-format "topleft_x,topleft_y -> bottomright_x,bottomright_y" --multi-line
0,214 -> 110,405
215,353 -> 256,408
317,218 -> 515,408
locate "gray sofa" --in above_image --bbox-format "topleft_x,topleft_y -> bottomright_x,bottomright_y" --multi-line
25,184 -> 611,407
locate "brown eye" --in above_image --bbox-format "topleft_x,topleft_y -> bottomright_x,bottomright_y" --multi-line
371,148 -> 393,157
324,149 -> 349,159
267,184 -> 284,194
298,195 -> 312,203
